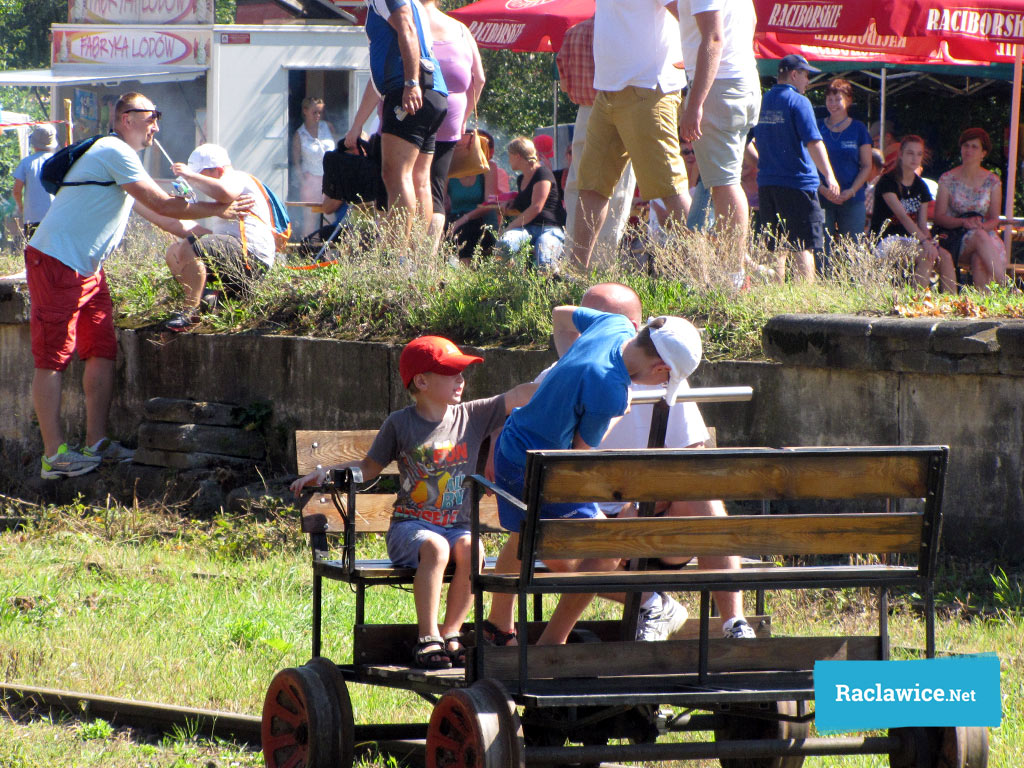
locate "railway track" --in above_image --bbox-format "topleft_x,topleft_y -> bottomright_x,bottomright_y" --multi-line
0,682 -> 427,763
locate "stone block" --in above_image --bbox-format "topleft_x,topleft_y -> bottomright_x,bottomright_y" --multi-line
138,422 -> 265,459
929,321 -> 1001,355
0,283 -> 30,324
868,317 -> 939,352
763,314 -> 874,369
143,397 -> 242,426
133,447 -> 257,470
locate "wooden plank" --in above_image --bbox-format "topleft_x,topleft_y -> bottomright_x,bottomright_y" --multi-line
531,449 -> 937,503
477,564 -> 919,591
295,429 -> 398,475
478,636 -> 881,680
534,513 -> 923,560
301,492 -> 503,534
353,617 -> 774,664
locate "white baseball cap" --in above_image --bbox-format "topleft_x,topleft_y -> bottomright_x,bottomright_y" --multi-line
646,316 -> 703,404
187,143 -> 231,172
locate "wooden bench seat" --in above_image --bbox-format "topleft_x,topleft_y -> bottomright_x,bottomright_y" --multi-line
465,445 -> 947,697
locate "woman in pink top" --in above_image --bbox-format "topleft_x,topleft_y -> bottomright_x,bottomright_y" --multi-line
422,0 -> 485,249
933,127 -> 1008,289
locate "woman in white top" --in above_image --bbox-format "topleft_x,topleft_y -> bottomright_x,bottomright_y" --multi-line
291,96 -> 337,237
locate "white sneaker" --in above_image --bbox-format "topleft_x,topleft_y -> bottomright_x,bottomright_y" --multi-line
82,438 -> 135,464
636,594 -> 688,641
40,444 -> 101,479
722,617 -> 756,639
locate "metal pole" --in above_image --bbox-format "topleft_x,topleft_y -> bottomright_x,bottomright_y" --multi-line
878,68 -> 887,159
1004,44 -> 1022,257
552,71 -> 559,165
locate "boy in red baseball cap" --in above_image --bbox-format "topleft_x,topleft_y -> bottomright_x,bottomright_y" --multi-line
291,335 -> 535,669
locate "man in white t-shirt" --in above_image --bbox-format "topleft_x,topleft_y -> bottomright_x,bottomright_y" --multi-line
533,282 -> 756,641
568,0 -> 690,271
143,143 -> 275,331
25,92 -> 253,479
677,0 -> 760,282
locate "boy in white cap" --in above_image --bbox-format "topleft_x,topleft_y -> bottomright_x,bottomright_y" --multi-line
13,124 -> 58,238
138,143 -> 274,331
483,306 -> 702,647
290,336 -> 536,670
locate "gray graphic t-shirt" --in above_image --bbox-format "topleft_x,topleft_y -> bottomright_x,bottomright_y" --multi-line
367,395 -> 507,528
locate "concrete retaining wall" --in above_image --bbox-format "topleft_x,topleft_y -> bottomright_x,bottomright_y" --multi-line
2,282 -> 1021,561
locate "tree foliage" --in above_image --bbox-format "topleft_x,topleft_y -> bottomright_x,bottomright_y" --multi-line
477,49 -> 576,142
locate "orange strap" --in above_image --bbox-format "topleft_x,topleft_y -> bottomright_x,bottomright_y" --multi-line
285,259 -> 341,270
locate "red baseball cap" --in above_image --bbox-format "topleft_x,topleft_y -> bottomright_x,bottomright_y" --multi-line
399,336 -> 484,388
533,133 -> 554,158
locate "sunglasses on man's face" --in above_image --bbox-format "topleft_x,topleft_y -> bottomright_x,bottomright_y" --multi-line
125,108 -> 162,122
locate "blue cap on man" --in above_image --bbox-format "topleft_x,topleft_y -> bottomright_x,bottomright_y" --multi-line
778,54 -> 821,75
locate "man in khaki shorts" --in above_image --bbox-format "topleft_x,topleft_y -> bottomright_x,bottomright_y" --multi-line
568,0 -> 689,272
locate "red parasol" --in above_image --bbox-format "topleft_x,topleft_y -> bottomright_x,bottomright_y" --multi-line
449,0 -> 594,53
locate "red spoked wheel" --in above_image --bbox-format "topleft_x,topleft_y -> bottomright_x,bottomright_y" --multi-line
426,679 -> 524,768
261,665 -> 339,768
305,657 -> 356,768
715,700 -> 811,768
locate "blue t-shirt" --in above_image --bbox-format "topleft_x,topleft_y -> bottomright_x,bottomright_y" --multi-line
13,150 -> 55,224
29,136 -> 148,276
754,83 -> 822,192
366,0 -> 448,98
496,307 -> 634,471
818,117 -> 872,201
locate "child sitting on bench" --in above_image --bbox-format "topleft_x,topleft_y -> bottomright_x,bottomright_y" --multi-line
483,308 -> 703,647
291,336 -> 535,670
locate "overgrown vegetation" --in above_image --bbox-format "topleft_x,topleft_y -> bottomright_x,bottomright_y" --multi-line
4,214 -> 1020,360
0,498 -> 1021,767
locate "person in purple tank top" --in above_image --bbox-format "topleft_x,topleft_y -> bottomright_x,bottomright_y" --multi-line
421,0 -> 485,250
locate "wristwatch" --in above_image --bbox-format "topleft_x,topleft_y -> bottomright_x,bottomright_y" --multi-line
404,79 -> 419,88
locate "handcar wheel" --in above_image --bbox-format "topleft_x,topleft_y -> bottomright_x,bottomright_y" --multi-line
261,665 -> 338,768
426,679 -> 524,768
890,726 -> 988,768
305,657 -> 356,768
715,700 -> 810,768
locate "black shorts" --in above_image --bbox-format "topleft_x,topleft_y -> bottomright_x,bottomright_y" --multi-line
380,88 -> 448,154
430,140 -> 457,214
758,185 -> 824,252
188,233 -> 268,298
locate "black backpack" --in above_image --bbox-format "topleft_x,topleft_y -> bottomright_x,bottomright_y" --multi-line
321,136 -> 387,210
40,135 -> 116,195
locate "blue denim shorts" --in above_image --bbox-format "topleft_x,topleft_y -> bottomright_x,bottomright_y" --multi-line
493,441 -> 600,533
386,518 -> 471,568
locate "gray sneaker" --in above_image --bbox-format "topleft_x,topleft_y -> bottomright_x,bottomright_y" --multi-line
722,618 -> 757,639
41,444 -> 101,479
82,438 -> 135,464
636,594 -> 688,641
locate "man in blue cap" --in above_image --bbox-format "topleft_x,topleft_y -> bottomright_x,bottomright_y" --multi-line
753,53 -> 839,282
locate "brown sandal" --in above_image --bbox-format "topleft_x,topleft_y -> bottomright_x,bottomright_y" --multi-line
444,633 -> 467,667
481,620 -> 517,647
414,635 -> 453,670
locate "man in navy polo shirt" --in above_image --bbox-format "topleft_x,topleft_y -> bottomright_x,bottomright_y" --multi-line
365,0 -> 449,255
753,54 -> 839,282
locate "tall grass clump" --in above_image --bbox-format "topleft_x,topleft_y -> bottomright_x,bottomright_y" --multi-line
4,210 -> 1022,360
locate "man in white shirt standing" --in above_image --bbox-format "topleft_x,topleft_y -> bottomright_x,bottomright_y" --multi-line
676,0 -> 761,284
568,0 -> 689,272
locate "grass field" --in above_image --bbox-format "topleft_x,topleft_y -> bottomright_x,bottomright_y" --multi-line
0,499 -> 1020,768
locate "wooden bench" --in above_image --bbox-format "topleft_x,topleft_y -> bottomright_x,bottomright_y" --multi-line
296,429 -> 507,658
466,445 -> 948,701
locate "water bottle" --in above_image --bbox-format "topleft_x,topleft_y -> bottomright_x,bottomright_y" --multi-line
171,176 -> 197,203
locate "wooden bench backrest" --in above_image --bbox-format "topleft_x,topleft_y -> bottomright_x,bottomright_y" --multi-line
297,429 -> 502,534
521,446 -> 946,570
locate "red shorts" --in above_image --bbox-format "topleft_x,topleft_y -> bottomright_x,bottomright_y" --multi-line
25,245 -> 117,371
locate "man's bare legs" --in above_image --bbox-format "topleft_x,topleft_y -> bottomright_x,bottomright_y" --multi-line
571,189 -> 689,272
381,133 -> 433,255
710,183 -> 750,276
776,249 -> 815,283
165,239 -> 207,308
33,355 -> 115,459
